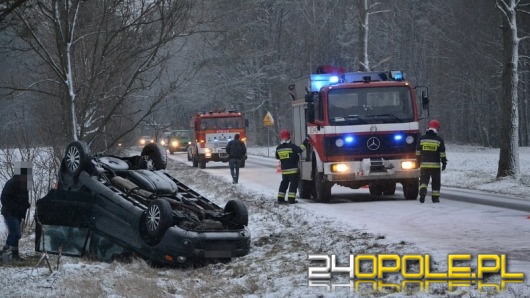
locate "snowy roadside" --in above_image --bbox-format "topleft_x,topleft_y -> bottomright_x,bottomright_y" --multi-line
247,143 -> 530,200
0,144 -> 529,297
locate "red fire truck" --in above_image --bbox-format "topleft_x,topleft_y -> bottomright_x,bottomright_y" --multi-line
290,67 -> 430,202
188,110 -> 248,169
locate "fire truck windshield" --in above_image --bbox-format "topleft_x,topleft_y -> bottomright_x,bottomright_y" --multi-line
327,86 -> 414,125
200,117 -> 244,130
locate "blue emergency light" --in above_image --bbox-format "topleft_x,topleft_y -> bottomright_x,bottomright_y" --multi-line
344,136 -> 355,144
310,74 -> 341,91
390,71 -> 404,81
393,134 -> 404,141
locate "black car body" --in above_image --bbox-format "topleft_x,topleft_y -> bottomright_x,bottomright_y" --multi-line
35,141 -> 251,266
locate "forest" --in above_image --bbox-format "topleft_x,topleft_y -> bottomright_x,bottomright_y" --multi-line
0,1 -> 529,151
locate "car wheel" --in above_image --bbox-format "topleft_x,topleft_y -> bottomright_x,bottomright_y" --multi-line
64,141 -> 92,177
224,199 -> 248,228
145,199 -> 173,239
141,143 -> 167,170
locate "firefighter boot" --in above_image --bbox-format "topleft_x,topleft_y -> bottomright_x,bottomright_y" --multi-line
432,196 -> 440,203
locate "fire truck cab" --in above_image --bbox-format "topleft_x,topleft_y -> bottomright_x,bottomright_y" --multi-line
290,67 -> 429,202
189,110 -> 248,169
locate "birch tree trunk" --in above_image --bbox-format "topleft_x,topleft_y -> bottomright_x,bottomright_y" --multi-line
496,0 -> 520,178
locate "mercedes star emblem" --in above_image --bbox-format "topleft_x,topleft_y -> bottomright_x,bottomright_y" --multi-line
367,137 -> 381,150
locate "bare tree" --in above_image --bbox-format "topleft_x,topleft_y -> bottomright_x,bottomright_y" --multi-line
355,0 -> 389,72
1,0 -> 199,149
496,0 -> 528,178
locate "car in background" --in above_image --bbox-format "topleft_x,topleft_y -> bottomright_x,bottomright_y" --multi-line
160,131 -> 172,148
168,130 -> 191,154
138,135 -> 155,147
35,141 -> 251,266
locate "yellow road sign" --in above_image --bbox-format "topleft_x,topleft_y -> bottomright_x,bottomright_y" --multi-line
263,111 -> 274,126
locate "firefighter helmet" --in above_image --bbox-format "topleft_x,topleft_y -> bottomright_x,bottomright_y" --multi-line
428,119 -> 441,130
279,130 -> 291,140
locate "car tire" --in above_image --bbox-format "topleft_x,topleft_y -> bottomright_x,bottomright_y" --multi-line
145,199 -> 173,239
224,199 -> 248,228
141,143 -> 167,170
64,140 -> 92,177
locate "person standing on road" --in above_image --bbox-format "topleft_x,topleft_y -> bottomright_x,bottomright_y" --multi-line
275,130 -> 308,204
1,161 -> 32,260
416,119 -> 447,203
226,134 -> 247,184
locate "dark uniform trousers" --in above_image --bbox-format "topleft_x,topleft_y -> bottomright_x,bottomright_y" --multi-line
419,168 -> 441,202
278,173 -> 299,202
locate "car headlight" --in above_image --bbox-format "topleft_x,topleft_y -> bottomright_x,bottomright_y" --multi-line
401,161 -> 416,170
160,140 -> 166,146
172,141 -> 178,147
331,163 -> 349,173
140,139 -> 146,145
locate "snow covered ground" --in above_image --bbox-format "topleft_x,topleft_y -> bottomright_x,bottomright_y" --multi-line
0,144 -> 529,297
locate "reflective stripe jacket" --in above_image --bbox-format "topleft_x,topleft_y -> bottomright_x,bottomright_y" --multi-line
275,141 -> 306,175
416,130 -> 447,169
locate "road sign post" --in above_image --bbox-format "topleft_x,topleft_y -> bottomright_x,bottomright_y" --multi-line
263,111 -> 275,157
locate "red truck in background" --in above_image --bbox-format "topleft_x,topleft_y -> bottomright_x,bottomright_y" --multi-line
188,110 -> 248,169
290,66 -> 430,202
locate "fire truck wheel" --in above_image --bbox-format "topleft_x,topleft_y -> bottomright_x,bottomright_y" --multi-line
402,179 -> 419,200
314,172 -> 331,202
199,156 -> 206,169
383,183 -> 396,195
369,184 -> 383,197
298,175 -> 313,199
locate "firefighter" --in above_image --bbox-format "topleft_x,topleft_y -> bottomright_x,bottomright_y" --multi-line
275,130 -> 308,204
416,119 -> 447,203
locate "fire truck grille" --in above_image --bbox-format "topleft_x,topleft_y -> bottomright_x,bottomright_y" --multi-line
323,133 -> 418,158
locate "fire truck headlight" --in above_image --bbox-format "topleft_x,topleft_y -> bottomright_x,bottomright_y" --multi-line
331,163 -> 349,173
204,148 -> 212,158
406,136 -> 414,144
401,161 -> 416,170
335,139 -> 344,147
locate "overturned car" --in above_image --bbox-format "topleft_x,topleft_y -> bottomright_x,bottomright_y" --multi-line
35,141 -> 251,266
